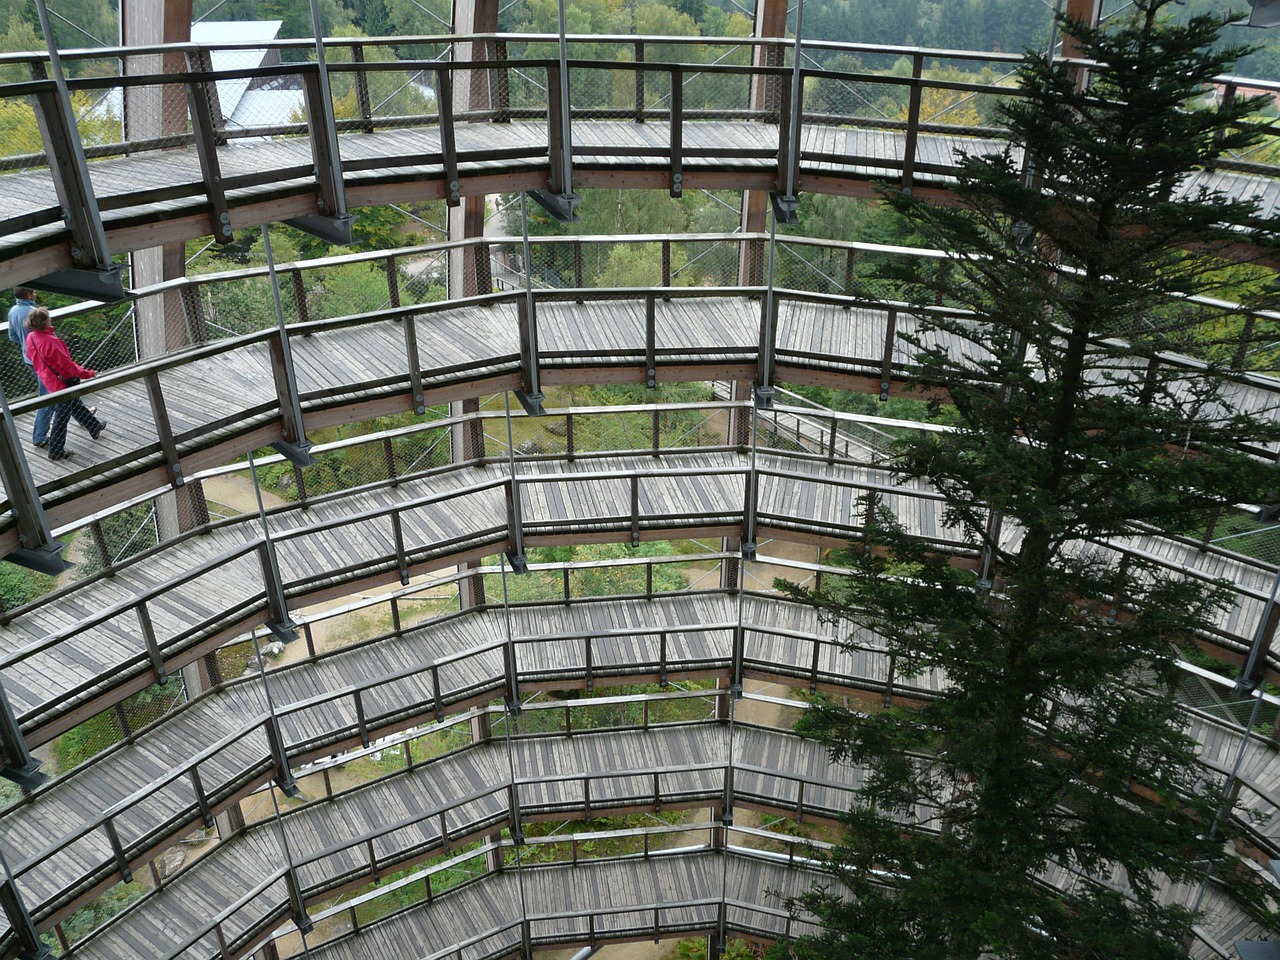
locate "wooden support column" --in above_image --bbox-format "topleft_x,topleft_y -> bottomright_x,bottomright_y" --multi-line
1061,0 -> 1104,54
1061,0 -> 1104,90
447,0 -> 500,300
448,198 -> 489,300
737,0 -> 787,288
123,0 -> 212,545
452,397 -> 487,609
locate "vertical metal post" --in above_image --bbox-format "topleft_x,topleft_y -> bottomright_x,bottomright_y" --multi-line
771,0 -> 805,222
247,450 -> 300,648
514,194 -> 545,415
503,390 -> 529,573
0,677 -> 43,791
263,227 -> 314,466
755,212 -> 779,409
528,0 -> 578,220
283,0 -> 352,244
0,844 -> 52,958
555,0 -> 574,203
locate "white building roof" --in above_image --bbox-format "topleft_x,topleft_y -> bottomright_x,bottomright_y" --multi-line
190,20 -> 285,120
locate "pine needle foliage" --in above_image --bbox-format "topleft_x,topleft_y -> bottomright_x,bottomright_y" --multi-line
773,4 -> 1280,958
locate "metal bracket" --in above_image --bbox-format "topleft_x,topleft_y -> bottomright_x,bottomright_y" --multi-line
283,213 -> 354,247
769,191 -> 799,224
753,384 -> 775,409
0,680 -> 44,792
283,868 -> 313,932
265,617 -> 300,645
28,265 -> 126,302
513,389 -> 546,417
269,439 -> 314,468
506,550 -> 529,574
9,542 -> 67,576
527,189 -> 580,223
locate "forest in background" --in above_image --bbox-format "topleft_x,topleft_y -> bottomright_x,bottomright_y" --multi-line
0,0 -> 1269,83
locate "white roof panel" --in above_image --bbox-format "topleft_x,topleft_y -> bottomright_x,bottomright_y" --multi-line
190,20 -> 284,120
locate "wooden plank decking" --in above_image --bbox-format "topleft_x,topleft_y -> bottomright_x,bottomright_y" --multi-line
4,585 -> 1276,948
54,719 -> 1257,960
0,592 -> 897,926
2,446 -> 1276,750
5,293 -> 1276,552
66,726 -> 836,960
2,115 -> 1279,285
290,852 -> 826,960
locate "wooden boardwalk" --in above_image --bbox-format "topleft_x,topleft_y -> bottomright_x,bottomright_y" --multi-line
5,293 -> 1276,551
292,851 -> 825,960
0,592 -> 908,928
2,114 -> 1279,286
51,719 -> 1256,960
3,444 -> 1276,751
4,586 -> 1276,950
67,725 -> 836,960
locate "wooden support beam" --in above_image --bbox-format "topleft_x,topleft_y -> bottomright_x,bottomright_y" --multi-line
0,387 -> 64,576
27,62 -> 121,300
144,372 -> 185,488
185,71 -> 233,244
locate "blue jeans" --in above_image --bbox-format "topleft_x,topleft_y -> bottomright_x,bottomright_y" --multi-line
48,396 -> 101,457
31,374 -> 50,444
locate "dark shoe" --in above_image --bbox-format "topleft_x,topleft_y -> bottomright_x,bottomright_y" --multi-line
33,439 -> 48,448
47,450 -> 73,462
91,421 -> 107,441
75,407 -> 98,431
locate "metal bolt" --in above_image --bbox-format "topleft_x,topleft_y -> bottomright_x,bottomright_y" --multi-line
69,246 -> 82,259
221,225 -> 232,237
218,212 -> 230,223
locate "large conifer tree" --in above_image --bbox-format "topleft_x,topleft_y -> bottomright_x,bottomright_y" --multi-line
776,3 -> 1280,957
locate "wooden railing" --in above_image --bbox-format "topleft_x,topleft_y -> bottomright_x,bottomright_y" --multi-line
58,718 -> 846,960
0,34 -> 1273,286
3,408 -> 1276,750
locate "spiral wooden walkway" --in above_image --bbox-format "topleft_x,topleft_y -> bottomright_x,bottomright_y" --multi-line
5,290 -> 1276,548
0,585 -> 1273,957
2,99 -> 1279,289
3,445 -> 1276,751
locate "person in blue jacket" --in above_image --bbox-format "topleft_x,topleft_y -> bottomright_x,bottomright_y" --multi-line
7,287 -> 51,447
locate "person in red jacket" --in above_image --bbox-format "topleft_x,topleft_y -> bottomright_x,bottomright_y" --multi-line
24,307 -> 106,462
